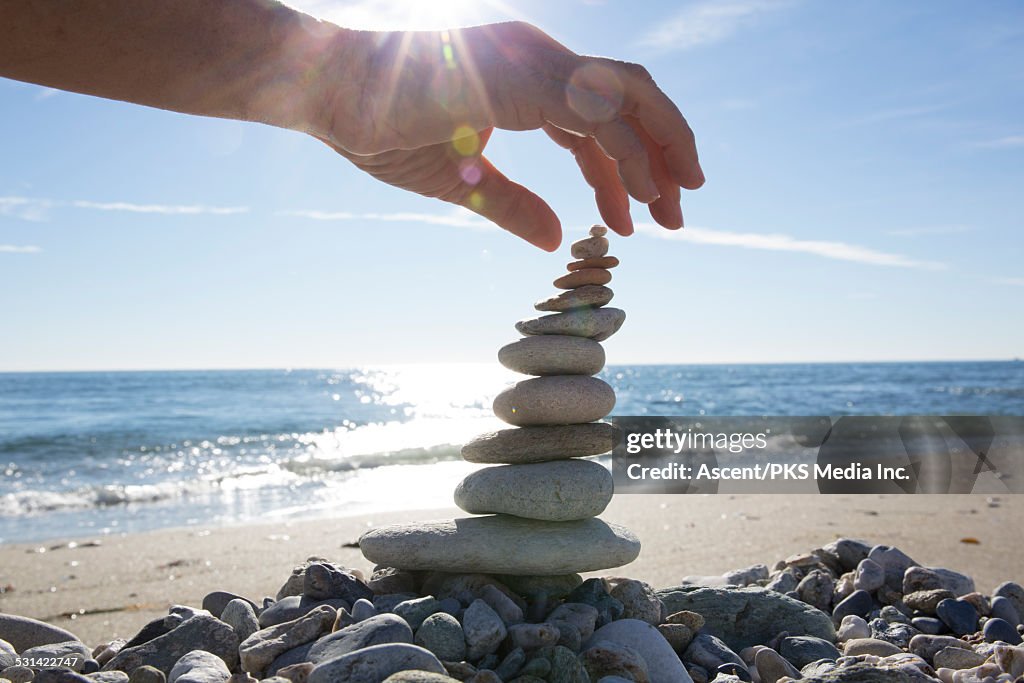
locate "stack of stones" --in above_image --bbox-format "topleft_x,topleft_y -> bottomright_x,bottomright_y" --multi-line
360,225 -> 639,576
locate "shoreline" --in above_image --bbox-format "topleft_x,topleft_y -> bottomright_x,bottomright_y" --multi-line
1,493 -> 1020,648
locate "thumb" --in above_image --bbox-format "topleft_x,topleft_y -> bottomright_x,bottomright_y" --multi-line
458,154 -> 562,251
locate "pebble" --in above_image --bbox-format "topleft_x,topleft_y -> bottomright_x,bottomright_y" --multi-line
854,559 -> 886,593
20,642 -> 92,673
932,646 -> 987,670
657,624 -> 694,652
659,585 -> 836,651
128,667 -> 166,683
494,647 -> 526,680
765,570 -> 800,595
307,614 -> 413,664
797,569 -> 835,612
723,565 -> 769,587
778,636 -> 840,668
515,308 -> 625,342
415,613 -> 466,662
302,563 -> 373,604
833,590 -> 874,624
553,269 -> 612,289
590,225 -> 608,237
903,589 -> 955,614
89,672 -> 128,683
547,603 -> 599,642
666,610 -> 705,632
362,516 -> 639,575
507,623 -> 559,650
479,584 -> 523,625
579,640 -> 649,682
462,600 -> 507,661
991,596 -> 1023,626
567,256 -> 619,271
2,667 -> 34,683
493,375 -> 615,426
586,619 -> 693,683
306,643 -> 445,683
535,285 -> 614,312
221,600 -> 260,644
168,651 -> 230,683
350,599 -> 377,623
994,582 -> 1024,618
754,648 -> 801,683
844,638 -> 903,657
822,539 -> 873,573
908,635 -> 972,664
570,235 -> 609,259
455,459 -> 613,521
499,335 -> 606,376
239,605 -> 335,674
684,633 -> 746,671
461,422 -> 619,463
0,641 -> 14,671
935,598 -> 978,636
202,593 -> 258,620
910,617 -> 945,635
567,579 -> 626,627
837,615 -> 871,642
393,597 -> 441,631
983,618 -> 1022,645
610,580 -> 664,626
382,674 -> 459,683
105,614 -> 240,676
258,597 -> 348,629
866,545 -> 918,590
0,615 -> 81,654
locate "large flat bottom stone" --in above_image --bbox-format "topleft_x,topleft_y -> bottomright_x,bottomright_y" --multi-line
359,516 -> 640,575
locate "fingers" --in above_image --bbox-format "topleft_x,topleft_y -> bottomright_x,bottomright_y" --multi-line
464,154 -> 562,251
544,124 -> 633,236
626,116 -> 683,229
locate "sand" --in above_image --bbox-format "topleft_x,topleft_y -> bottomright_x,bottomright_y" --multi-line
1,494 -> 1020,648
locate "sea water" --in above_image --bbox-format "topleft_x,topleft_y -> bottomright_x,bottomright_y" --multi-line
1,361 -> 1021,543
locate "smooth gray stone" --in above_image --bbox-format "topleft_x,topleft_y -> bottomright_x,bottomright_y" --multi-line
202,592 -> 258,619
306,644 -> 444,683
258,597 -> 347,629
220,599 -> 260,644
102,615 -> 238,675
463,600 -> 506,661
657,586 -> 836,651
307,614 -> 412,665
302,563 -> 373,604
493,376 -> 615,426
682,633 -> 745,671
360,516 -> 640,575
852,558 -> 885,593
754,648 -> 801,683
167,651 -> 229,683
454,459 -> 613,521
19,642 -> 91,672
571,235 -> 609,259
414,613 -> 466,662
535,285 -> 614,312
2,666 -> 36,683
239,605 -> 335,674
498,336 -> 605,376
515,308 -> 625,342
86,671 -> 128,683
778,636 -> 839,668
461,423 -> 619,464
994,581 -> 1024,619
610,580 -> 664,626
0,615 -> 81,654
580,640 -> 648,681
127,666 -> 165,683
585,619 -> 694,683
0,640 -> 16,670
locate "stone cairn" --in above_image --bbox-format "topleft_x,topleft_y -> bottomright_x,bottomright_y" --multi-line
360,225 -> 640,576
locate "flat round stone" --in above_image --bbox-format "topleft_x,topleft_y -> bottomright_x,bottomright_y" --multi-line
567,256 -> 619,272
535,285 -> 614,312
498,336 -> 605,376
461,423 -> 620,463
554,269 -> 611,289
571,236 -> 609,259
454,460 -> 613,521
359,516 -> 640,575
493,376 -> 615,426
590,225 -> 608,237
516,308 -> 625,342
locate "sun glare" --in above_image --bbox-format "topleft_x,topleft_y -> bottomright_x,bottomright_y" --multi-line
299,0 -> 502,31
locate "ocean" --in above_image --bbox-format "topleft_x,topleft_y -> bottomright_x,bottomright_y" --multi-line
1,362 -> 1022,544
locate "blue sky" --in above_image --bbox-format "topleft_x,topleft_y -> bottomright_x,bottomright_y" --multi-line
1,0 -> 1021,371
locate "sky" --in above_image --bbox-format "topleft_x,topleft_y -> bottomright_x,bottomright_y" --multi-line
1,0 -> 1022,371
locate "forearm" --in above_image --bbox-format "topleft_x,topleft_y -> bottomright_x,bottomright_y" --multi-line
0,0 -> 357,136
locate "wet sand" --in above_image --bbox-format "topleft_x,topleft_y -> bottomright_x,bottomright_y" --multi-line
1,494 -> 1019,648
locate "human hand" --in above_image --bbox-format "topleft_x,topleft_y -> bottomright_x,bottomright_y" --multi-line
315,22 -> 704,250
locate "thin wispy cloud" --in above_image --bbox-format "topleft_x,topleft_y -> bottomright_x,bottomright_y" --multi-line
993,277 -> 1024,287
280,208 -> 492,229
0,244 -> 41,254
973,135 -> 1024,149
72,200 -> 249,215
635,223 -> 946,270
637,0 -> 791,52
34,87 -> 60,101
842,103 -> 953,128
0,196 -> 53,222
886,225 -> 974,237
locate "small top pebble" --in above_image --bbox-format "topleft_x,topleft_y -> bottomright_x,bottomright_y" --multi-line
590,225 -> 608,236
